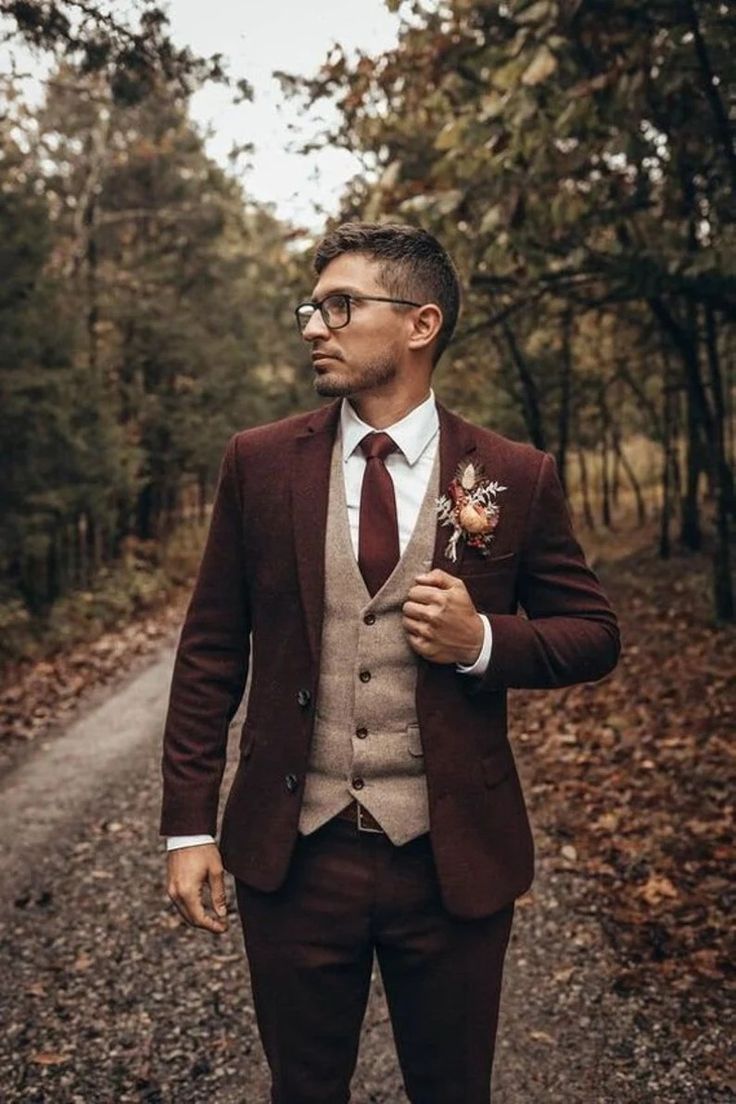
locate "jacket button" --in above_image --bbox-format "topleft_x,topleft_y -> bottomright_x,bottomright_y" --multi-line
285,773 -> 299,793
359,670 -> 371,683
352,777 -> 365,790
363,613 -> 376,625
296,689 -> 311,707
355,727 -> 368,739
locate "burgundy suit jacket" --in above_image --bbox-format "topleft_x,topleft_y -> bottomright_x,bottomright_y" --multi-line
160,400 -> 620,918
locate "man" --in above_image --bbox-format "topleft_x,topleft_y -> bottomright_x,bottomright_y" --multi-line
161,223 -> 620,1103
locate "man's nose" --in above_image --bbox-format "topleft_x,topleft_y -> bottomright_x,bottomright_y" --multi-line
301,309 -> 330,342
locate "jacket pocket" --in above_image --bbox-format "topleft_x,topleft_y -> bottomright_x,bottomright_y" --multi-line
481,745 -> 514,789
239,723 -> 258,760
460,550 -> 517,579
407,723 -> 424,757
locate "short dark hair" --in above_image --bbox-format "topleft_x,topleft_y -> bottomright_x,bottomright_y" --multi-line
313,222 -> 461,363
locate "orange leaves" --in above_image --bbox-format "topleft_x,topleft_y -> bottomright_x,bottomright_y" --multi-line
638,874 -> 679,907
511,542 -> 735,993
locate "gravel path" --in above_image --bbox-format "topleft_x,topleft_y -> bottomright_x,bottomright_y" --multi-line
0,646 -> 730,1102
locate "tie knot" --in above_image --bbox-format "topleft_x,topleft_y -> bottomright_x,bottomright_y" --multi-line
360,431 -> 398,463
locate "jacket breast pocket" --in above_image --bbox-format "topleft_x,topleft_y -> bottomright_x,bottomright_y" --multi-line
459,550 -> 517,577
460,556 -> 517,613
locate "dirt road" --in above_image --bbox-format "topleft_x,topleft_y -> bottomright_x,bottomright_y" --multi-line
0,642 -> 728,1102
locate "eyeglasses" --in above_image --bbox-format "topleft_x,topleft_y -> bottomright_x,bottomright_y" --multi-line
294,292 -> 422,334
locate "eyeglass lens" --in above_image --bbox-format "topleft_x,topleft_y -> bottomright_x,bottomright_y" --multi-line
296,294 -> 349,332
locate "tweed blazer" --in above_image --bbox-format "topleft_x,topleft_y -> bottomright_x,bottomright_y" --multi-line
159,400 -> 620,918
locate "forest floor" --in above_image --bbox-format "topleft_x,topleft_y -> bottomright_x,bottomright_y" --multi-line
0,530 -> 733,1103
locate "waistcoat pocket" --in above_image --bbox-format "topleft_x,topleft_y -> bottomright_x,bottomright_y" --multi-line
407,723 -> 424,757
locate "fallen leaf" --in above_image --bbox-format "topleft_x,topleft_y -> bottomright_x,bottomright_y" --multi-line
639,874 -> 679,906
30,1051 -> 70,1066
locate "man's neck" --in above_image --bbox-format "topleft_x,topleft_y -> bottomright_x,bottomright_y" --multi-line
347,388 -> 432,430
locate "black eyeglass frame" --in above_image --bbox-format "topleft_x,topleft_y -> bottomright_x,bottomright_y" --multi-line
294,292 -> 423,333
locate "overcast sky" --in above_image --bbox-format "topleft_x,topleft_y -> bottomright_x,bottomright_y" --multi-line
0,1 -> 402,229
167,0 -> 402,229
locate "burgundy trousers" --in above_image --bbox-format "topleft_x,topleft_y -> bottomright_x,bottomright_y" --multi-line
234,815 -> 515,1104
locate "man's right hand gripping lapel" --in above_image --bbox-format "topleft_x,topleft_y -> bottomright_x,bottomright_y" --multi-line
167,843 -> 229,934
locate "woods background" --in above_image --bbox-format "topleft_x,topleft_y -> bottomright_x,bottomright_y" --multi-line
2,0 -> 734,658
0,2 -> 734,1100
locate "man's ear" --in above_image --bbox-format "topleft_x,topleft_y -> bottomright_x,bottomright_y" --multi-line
407,303 -> 443,353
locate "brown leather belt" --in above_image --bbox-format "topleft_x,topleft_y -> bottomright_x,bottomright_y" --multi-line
334,799 -> 386,834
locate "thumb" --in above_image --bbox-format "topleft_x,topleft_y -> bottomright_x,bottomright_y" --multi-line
414,568 -> 457,589
210,867 -> 227,917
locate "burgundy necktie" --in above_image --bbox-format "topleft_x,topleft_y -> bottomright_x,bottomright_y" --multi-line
358,431 -> 400,596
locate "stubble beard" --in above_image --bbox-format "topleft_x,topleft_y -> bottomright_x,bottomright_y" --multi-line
313,353 -> 399,398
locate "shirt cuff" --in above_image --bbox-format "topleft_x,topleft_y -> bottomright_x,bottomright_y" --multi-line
166,834 -> 216,851
456,614 -> 493,677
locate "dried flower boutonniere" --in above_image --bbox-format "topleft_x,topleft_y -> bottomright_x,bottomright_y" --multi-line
436,459 -> 507,563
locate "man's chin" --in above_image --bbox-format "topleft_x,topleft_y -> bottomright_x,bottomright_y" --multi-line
313,374 -> 354,398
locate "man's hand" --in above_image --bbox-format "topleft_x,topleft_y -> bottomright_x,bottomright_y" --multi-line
166,843 -> 229,934
402,569 -> 484,665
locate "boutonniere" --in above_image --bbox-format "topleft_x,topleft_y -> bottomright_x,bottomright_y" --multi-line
436,459 -> 507,563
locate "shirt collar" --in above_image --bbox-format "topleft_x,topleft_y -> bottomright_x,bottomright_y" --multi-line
340,389 -> 439,467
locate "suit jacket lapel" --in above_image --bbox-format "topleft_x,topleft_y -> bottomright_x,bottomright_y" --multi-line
416,402 -> 479,710
292,399 -> 341,665
431,402 -> 478,575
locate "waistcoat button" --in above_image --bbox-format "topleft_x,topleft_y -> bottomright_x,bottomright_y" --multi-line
359,670 -> 371,683
352,777 -> 365,790
296,688 -> 311,707
363,613 -> 376,625
355,727 -> 368,739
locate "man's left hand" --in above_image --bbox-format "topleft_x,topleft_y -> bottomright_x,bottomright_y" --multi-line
402,569 -> 484,665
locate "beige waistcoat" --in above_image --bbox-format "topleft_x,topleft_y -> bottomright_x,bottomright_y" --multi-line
298,431 -> 440,845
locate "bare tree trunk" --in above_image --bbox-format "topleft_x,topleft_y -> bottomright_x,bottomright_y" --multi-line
654,296 -> 734,619
681,372 -> 704,550
78,514 -> 89,589
659,364 -> 677,558
614,434 -> 647,525
576,443 -> 596,529
598,388 -> 613,528
684,0 -> 736,193
704,304 -> 736,517
600,435 -> 612,528
501,319 -> 547,450
703,306 -> 735,619
611,446 -> 621,510
671,383 -> 683,521
650,298 -> 704,548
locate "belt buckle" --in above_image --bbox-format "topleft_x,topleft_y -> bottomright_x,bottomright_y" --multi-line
357,803 -> 384,834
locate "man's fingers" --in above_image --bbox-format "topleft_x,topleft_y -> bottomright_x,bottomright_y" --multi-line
402,600 -> 440,623
209,868 -> 228,918
405,584 -> 450,607
403,615 -> 430,638
414,569 -> 458,589
166,845 -> 228,934
174,887 -> 228,933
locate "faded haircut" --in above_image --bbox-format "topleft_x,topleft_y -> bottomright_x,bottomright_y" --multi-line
313,222 -> 461,363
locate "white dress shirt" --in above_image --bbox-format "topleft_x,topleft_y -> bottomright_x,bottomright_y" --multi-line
167,391 -> 492,850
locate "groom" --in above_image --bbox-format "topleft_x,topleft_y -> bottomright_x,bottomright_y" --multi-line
161,222 -> 620,1103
